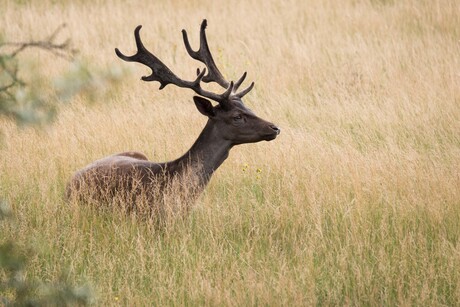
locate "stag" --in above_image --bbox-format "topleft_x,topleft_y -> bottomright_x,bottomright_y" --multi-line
67,20 -> 280,212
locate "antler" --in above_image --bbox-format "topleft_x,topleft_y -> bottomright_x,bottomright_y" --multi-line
115,19 -> 254,103
182,20 -> 254,98
182,20 -> 229,88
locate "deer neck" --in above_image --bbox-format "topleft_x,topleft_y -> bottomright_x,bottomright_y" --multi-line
174,120 -> 232,185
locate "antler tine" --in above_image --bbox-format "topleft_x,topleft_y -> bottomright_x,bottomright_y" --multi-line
233,72 -> 247,92
233,71 -> 255,98
236,81 -> 255,98
182,19 -> 230,89
115,26 -> 176,89
222,81 -> 234,100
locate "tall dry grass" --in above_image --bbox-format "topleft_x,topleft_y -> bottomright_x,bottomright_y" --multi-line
1,0 -> 459,305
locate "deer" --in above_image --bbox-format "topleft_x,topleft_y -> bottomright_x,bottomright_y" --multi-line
66,20 -> 280,214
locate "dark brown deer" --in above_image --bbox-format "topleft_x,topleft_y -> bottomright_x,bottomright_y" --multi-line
66,20 -> 280,211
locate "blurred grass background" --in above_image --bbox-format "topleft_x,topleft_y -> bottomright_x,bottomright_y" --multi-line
1,0 -> 459,305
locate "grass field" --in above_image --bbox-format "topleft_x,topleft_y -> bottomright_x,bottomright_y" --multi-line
1,0 -> 460,305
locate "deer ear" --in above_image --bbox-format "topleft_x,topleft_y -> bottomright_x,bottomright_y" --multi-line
193,96 -> 215,117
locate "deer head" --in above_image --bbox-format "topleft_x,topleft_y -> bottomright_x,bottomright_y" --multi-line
115,19 -> 280,147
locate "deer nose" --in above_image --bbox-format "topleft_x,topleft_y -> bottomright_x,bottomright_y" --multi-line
270,125 -> 281,135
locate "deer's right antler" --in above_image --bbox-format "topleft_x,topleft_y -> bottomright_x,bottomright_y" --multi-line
115,20 -> 254,104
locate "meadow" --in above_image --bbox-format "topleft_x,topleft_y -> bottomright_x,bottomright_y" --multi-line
1,0 -> 459,305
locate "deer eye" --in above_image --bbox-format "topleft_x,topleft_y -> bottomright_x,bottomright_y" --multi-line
233,114 -> 243,121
